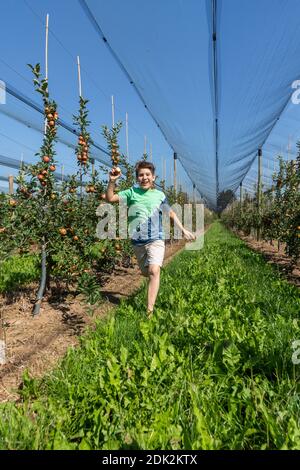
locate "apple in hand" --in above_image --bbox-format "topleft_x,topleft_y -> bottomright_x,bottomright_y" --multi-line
110,167 -> 121,178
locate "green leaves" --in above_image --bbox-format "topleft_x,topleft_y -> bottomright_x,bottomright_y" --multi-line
223,149 -> 300,263
1,223 -> 300,450
27,63 -> 40,78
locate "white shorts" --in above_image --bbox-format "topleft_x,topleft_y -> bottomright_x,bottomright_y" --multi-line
132,240 -> 165,275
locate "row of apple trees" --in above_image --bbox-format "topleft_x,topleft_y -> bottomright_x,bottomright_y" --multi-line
0,64 -> 191,313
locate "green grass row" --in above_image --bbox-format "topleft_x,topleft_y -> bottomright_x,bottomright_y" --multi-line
0,254 -> 40,293
0,222 -> 300,449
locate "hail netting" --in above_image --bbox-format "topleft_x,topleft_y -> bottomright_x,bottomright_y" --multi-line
80,0 -> 300,208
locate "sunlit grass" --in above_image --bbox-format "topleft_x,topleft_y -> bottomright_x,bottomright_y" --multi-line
0,223 -> 299,450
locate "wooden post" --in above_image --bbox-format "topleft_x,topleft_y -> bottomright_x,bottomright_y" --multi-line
193,183 -> 196,204
91,158 -> 95,177
257,148 -> 262,241
8,175 -> 14,194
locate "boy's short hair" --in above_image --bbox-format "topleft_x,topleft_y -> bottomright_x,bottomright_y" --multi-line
135,161 -> 156,178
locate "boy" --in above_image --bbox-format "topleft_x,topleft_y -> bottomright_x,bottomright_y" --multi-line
106,161 -> 195,318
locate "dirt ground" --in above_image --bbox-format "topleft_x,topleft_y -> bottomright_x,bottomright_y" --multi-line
233,229 -> 300,288
0,240 -> 185,402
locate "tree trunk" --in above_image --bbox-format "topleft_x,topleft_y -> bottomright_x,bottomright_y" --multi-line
33,241 -> 47,316
0,308 -> 6,365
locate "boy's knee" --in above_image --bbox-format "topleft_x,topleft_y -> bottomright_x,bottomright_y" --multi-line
148,265 -> 160,277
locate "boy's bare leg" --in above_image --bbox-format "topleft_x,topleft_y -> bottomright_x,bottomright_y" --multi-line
147,264 -> 161,316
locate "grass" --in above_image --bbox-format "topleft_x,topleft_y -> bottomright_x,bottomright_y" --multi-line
0,254 -> 40,293
0,222 -> 299,449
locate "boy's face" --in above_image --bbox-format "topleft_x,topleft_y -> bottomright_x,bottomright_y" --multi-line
137,168 -> 155,189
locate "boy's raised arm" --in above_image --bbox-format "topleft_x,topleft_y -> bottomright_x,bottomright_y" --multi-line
106,167 -> 121,203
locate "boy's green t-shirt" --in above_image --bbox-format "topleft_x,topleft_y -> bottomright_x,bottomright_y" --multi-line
118,186 -> 170,245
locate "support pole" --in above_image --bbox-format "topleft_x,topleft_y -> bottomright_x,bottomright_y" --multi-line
257,148 -> 262,241
173,152 -> 177,195
44,14 -> 49,135
125,112 -> 129,161
240,182 -> 243,216
111,95 -> 115,127
45,14 -> 49,82
144,135 -> 147,158
8,175 -> 14,194
77,55 -> 83,201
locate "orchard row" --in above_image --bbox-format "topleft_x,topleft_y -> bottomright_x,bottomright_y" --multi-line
222,151 -> 300,264
0,64 -> 191,312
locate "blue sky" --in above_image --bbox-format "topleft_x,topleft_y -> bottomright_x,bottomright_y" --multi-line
1,0 -> 300,206
0,0 -> 191,194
